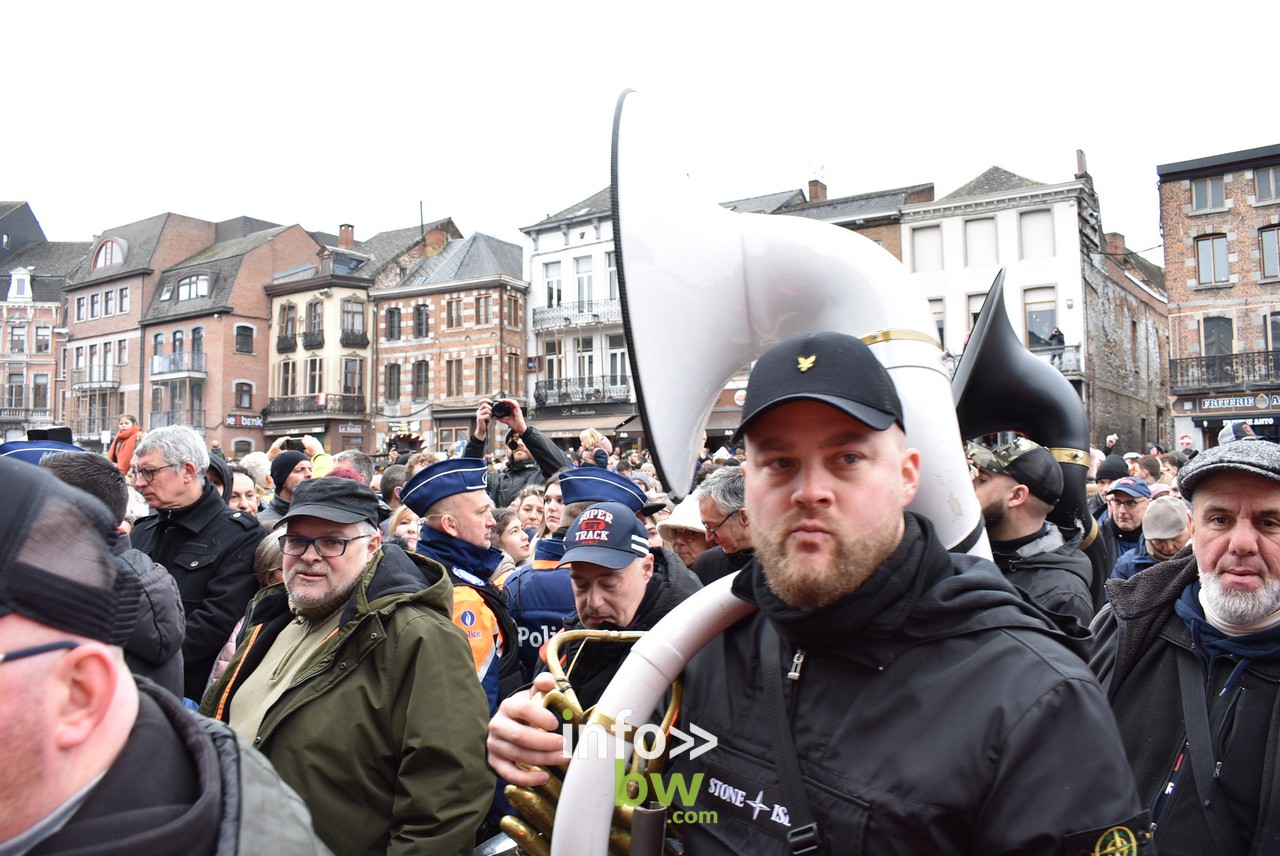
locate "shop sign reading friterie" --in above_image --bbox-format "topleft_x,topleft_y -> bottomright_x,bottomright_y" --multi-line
1199,394 -> 1280,411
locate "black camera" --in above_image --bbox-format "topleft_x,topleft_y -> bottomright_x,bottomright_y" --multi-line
283,436 -> 305,453
490,397 -> 513,418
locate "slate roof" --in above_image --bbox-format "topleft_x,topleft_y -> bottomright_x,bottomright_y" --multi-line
0,202 -> 25,218
352,218 -> 460,281
3,241 -> 91,303
941,167 -> 1043,201
720,189 -> 806,214
523,189 -> 612,231
399,233 -> 523,288
66,212 -> 175,287
215,216 -> 282,242
142,226 -> 294,323
782,184 -> 933,222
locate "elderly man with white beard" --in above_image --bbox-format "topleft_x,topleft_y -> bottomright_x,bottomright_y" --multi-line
1092,437 -> 1280,855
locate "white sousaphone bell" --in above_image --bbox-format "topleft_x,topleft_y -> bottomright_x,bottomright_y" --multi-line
549,89 -> 991,855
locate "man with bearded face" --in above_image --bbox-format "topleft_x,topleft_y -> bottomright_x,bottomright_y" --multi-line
202,477 -> 492,855
489,331 -> 1150,854
1093,437 -> 1280,854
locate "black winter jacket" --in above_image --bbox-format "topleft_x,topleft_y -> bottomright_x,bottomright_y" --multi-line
672,513 -> 1151,855
132,483 -> 265,699
112,530 -> 186,696
990,524 -> 1095,631
465,425 -> 568,509
1092,550 -> 1280,854
29,678 -> 330,856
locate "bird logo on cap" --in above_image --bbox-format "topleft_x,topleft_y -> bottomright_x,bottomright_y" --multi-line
797,354 -> 816,373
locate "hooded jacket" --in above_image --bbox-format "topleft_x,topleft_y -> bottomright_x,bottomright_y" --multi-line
1092,550 -> 1280,854
464,424 -> 568,509
202,545 -> 492,856
989,523 -> 1095,631
1109,534 -> 1158,583
672,513 -> 1150,855
111,530 -> 186,696
30,677 -> 330,856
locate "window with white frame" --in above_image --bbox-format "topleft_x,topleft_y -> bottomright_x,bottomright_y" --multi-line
545,261 -> 562,307
1023,286 -> 1057,349
1262,227 -> 1279,280
386,308 -> 401,340
1257,167 -> 1280,203
93,239 -> 123,270
280,361 -> 297,396
608,334 -> 627,382
911,226 -> 943,272
413,304 -> 429,338
1193,177 -> 1225,211
1019,210 -> 1054,260
177,275 -> 208,301
475,295 -> 492,325
1196,235 -> 1229,285
964,218 -> 998,267
35,327 -> 51,354
103,289 -> 115,316
235,382 -> 253,409
342,358 -> 363,396
118,286 -> 130,313
75,296 -> 86,321
575,256 -> 593,303
90,293 -> 100,318
929,299 -> 945,346
305,357 -> 323,395
607,251 -> 618,299
446,299 -> 463,329
235,325 -> 253,353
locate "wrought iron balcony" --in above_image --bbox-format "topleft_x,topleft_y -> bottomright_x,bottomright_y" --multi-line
532,298 -> 623,332
150,351 -> 207,376
1170,351 -> 1280,394
276,334 -> 298,353
534,375 -> 632,407
266,394 -> 366,416
149,409 -> 206,429
70,365 -> 120,389
340,329 -> 370,348
302,330 -> 325,349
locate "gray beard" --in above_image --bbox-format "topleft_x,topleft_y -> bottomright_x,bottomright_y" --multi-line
1200,570 -> 1280,626
289,576 -> 361,624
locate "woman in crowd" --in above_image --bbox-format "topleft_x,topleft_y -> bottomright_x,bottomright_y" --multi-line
491,508 -> 532,588
514,484 -> 545,538
386,504 -> 421,553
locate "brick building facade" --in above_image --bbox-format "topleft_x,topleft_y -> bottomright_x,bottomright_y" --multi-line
1160,144 -> 1280,448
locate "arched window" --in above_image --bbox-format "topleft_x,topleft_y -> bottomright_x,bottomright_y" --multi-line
172,330 -> 184,354
153,333 -> 164,356
93,239 -> 124,270
191,327 -> 203,355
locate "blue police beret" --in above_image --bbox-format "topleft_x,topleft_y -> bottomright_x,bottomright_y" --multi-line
560,467 -> 647,513
400,457 -> 489,516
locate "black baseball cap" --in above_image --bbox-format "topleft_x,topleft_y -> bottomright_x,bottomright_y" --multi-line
968,437 -> 1064,505
0,458 -> 139,646
734,331 -> 904,442
275,476 -> 380,530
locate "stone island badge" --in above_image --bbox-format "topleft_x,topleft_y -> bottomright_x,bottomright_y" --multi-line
1092,826 -> 1137,856
797,354 -> 816,373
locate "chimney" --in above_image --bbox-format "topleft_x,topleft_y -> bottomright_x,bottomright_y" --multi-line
1105,232 -> 1127,256
338,224 -> 355,250
808,179 -> 827,203
1076,149 -> 1088,178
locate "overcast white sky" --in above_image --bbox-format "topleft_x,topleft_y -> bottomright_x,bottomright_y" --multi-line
9,1 -> 1275,267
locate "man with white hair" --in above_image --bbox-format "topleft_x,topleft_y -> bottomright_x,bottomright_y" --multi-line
129,426 -> 264,700
1093,439 -> 1280,853
1110,495 -> 1193,582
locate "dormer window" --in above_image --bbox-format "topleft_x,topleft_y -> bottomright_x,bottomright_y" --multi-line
7,268 -> 32,302
92,239 -> 125,271
177,275 -> 209,301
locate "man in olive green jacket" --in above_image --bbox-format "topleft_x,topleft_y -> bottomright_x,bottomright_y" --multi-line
202,477 -> 492,856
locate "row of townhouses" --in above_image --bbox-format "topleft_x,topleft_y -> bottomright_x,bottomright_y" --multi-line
2,143 -> 1274,457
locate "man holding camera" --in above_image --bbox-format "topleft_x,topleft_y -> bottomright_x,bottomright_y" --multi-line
464,397 -> 568,509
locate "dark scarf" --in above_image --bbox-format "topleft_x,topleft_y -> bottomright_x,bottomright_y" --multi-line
1175,583 -> 1280,693
416,524 -> 502,582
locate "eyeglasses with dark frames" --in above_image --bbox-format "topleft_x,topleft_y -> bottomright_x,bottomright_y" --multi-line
0,640 -> 80,666
1107,497 -> 1148,510
127,463 -> 182,483
280,534 -> 374,558
705,508 -> 742,537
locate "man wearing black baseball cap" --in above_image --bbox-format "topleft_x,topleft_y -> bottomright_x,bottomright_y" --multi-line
969,436 -> 1094,627
489,331 -> 1149,853
0,458 -> 329,856
203,476 -> 492,854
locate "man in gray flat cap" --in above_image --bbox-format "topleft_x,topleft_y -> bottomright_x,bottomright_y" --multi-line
1092,437 -> 1280,854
